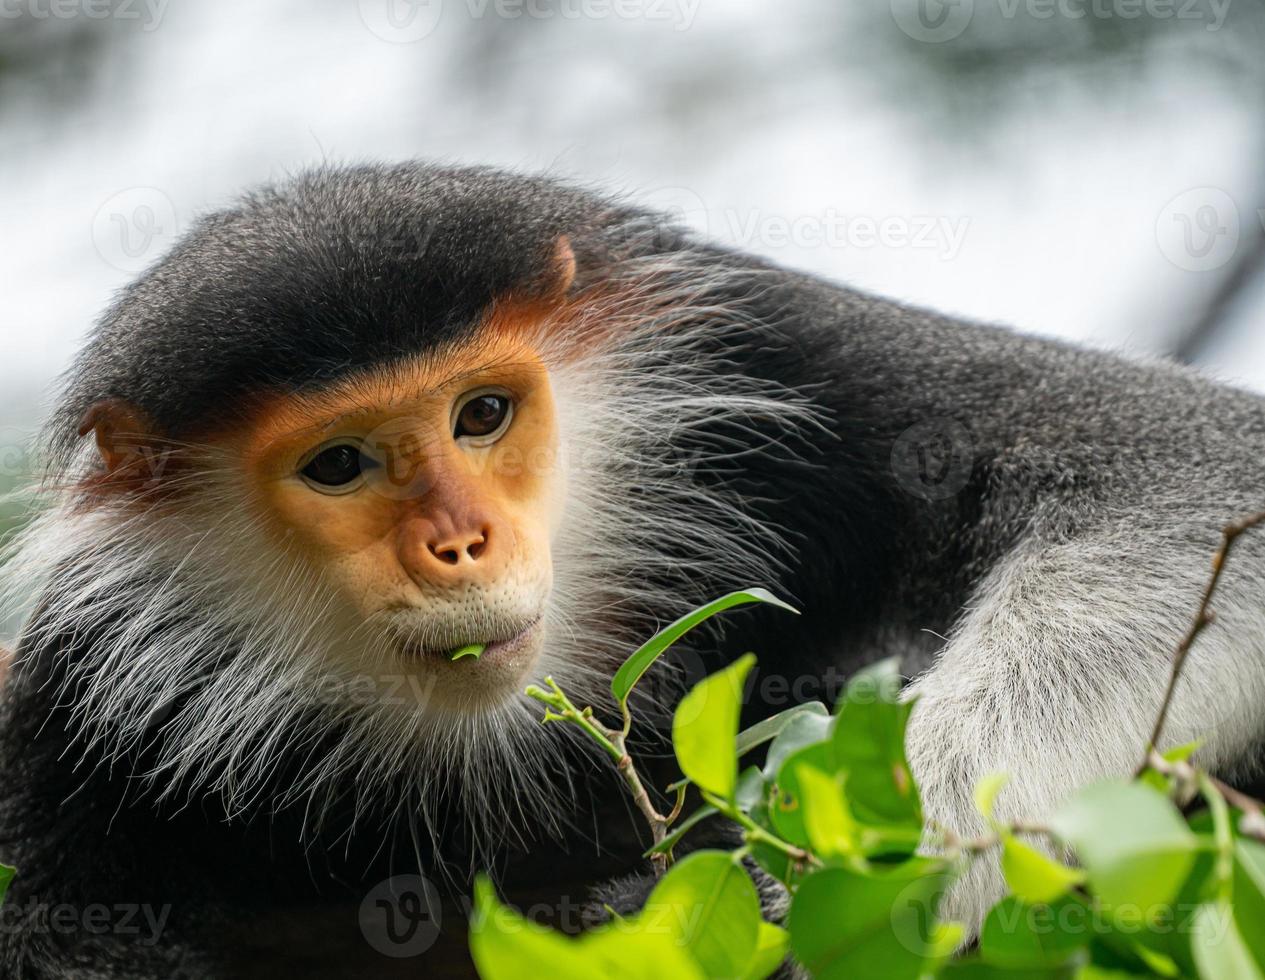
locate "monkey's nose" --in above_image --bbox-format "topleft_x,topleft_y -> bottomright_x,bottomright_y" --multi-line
426,526 -> 489,566
397,512 -> 502,588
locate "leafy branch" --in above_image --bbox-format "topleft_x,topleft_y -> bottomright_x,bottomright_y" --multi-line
478,509 -> 1265,980
526,588 -> 798,876
526,675 -> 676,874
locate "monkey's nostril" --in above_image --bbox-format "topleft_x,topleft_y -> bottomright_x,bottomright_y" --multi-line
429,543 -> 461,565
427,527 -> 488,565
466,528 -> 489,561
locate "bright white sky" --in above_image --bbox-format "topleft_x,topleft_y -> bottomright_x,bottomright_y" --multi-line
2,0 -> 1262,438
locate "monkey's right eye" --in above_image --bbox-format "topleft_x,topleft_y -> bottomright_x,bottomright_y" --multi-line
299,442 -> 372,494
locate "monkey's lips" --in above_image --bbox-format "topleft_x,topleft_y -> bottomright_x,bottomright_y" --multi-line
392,618 -> 543,666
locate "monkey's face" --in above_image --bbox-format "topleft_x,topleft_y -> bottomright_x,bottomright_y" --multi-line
23,170 -> 818,838
228,331 -> 564,712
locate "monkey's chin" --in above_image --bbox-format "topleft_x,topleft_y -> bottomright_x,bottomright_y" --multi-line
389,618 -> 547,713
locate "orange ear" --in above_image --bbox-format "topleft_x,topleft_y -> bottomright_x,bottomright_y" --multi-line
77,399 -> 163,476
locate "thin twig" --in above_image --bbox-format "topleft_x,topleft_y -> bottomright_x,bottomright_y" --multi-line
527,677 -> 672,876
666,782 -> 688,826
1148,750 -> 1265,844
612,734 -> 670,876
935,819 -> 1055,857
1143,510 -> 1265,769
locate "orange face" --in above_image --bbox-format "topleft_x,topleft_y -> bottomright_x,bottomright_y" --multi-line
204,327 -> 565,709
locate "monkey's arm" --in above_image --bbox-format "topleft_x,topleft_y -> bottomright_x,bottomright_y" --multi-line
905,522 -> 1265,931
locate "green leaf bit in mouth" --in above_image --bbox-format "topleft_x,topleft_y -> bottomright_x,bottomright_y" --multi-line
449,643 -> 486,662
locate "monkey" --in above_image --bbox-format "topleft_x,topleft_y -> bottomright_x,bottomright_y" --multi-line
1,162 -> 1264,978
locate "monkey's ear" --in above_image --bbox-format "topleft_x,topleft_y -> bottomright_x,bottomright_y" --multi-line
77,399 -> 162,476
549,235 -> 577,297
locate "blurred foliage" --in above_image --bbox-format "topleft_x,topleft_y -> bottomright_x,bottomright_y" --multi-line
0,13 -> 107,106
851,0 -> 1265,124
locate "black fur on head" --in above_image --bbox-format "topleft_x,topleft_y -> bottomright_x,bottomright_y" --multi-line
48,164 -> 659,465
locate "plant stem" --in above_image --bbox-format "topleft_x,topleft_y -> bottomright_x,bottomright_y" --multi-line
705,792 -> 821,871
527,677 -> 672,875
935,819 -> 1055,859
1148,750 -> 1265,844
1143,510 -> 1265,770
1199,772 -> 1235,904
611,731 -> 669,875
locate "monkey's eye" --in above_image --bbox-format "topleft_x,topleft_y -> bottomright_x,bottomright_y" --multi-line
299,441 -> 374,494
453,389 -> 513,445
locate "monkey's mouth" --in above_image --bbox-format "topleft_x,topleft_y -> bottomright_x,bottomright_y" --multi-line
391,617 -> 543,664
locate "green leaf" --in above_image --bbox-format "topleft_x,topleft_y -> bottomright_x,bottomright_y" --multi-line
974,772 -> 1010,824
584,927 -> 709,978
736,702 -> 829,759
611,589 -> 796,710
762,709 -> 834,779
735,765 -> 768,812
1123,844 -> 1216,978
830,692 -> 920,827
787,860 -> 952,980
471,875 -> 711,979
749,836 -> 796,887
926,921 -> 968,975
1235,840 -> 1265,972
939,960 -> 1077,979
978,895 -> 1089,968
643,850 -> 762,978
836,656 -> 905,708
739,921 -> 790,980
0,864 -> 12,906
673,654 -> 756,801
1002,836 -> 1086,905
797,763 -> 862,861
468,876 -> 596,979
770,741 -> 835,847
1190,902 -> 1264,980
646,804 -> 719,857
1050,781 -> 1200,916
1082,934 -> 1180,979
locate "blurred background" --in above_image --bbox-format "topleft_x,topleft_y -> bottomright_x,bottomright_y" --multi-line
2,0 -> 1264,530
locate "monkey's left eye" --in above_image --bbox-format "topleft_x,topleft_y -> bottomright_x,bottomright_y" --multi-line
299,441 -> 374,494
453,389 -> 513,444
